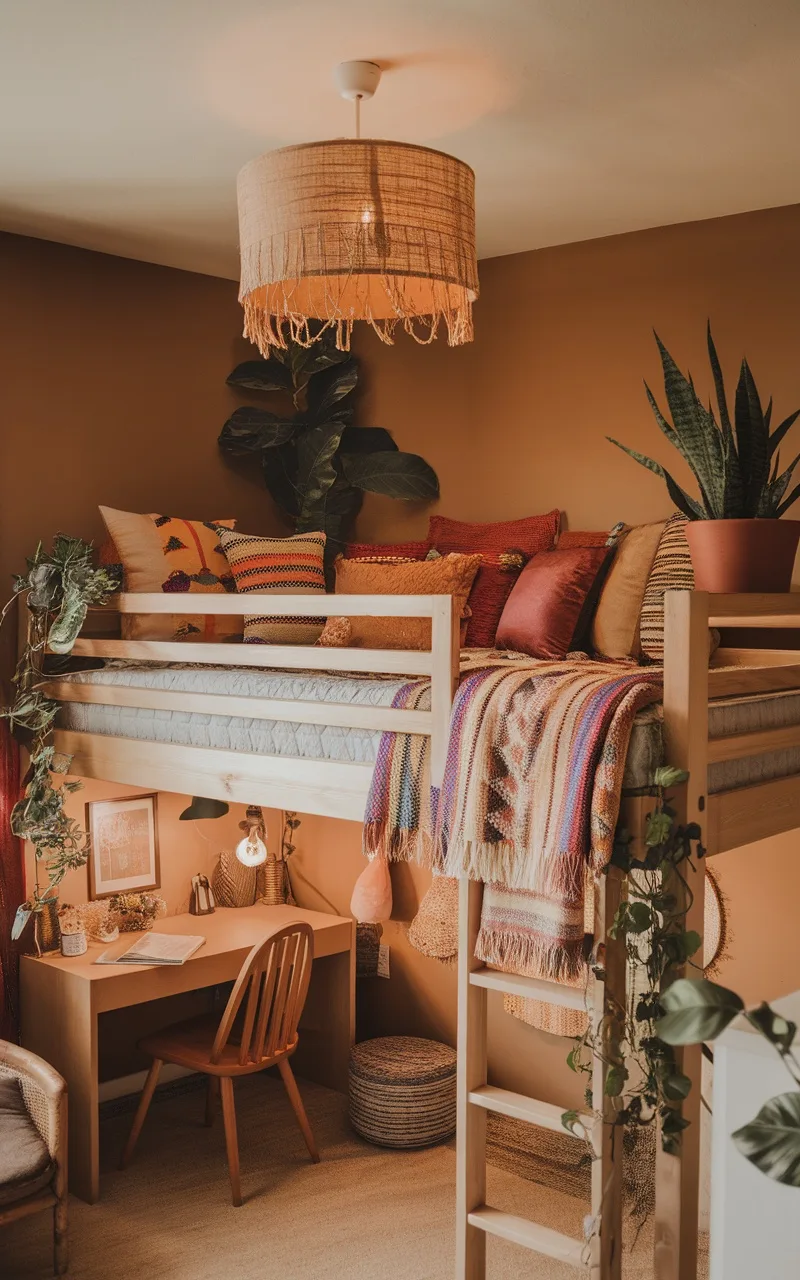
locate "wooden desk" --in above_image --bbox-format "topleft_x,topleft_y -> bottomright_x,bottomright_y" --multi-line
20,904 -> 355,1204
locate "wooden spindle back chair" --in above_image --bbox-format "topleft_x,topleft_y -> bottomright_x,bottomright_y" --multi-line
121,922 -> 318,1205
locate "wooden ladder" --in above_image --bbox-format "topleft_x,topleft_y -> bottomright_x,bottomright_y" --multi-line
455,871 -> 626,1279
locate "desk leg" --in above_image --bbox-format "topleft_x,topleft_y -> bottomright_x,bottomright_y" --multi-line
21,964 -> 99,1203
293,937 -> 355,1094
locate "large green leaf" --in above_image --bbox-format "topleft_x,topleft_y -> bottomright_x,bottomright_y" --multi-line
654,335 -> 726,518
262,443 -> 300,518
218,407 -> 295,454
295,423 -> 346,526
607,440 -> 707,519
340,451 -> 440,500
340,426 -> 398,454
656,978 -> 744,1045
735,359 -> 770,516
732,1092 -> 800,1187
759,451 -> 800,516
768,409 -> 800,459
777,480 -> 800,517
226,360 -> 293,394
706,324 -> 732,435
306,359 -> 358,422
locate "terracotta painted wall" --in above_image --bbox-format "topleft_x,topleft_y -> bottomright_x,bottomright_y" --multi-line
6,205 -> 800,1108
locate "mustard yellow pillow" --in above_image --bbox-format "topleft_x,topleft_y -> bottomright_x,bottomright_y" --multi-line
590,521 -> 666,660
328,553 -> 482,650
99,506 -> 240,642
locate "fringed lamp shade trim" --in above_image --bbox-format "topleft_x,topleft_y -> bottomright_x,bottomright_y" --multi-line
237,139 -> 478,352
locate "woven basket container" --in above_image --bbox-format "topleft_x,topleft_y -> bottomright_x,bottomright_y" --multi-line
212,851 -> 257,908
349,1036 -> 456,1149
258,856 -> 288,906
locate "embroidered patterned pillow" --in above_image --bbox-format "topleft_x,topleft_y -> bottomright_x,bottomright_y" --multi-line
98,507 -> 239,642
639,514 -> 696,661
216,528 -> 327,643
428,510 -> 559,646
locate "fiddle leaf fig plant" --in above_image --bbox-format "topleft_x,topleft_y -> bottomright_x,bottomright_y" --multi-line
609,324 -> 800,520
219,327 -> 439,573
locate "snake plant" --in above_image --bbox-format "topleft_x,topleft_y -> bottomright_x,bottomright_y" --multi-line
609,326 -> 800,519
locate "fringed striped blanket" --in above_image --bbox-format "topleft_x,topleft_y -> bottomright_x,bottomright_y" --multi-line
364,655 -> 662,984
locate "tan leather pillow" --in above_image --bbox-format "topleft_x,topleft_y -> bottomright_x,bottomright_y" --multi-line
590,521 -> 666,660
329,553 -> 482,650
99,506 -> 240,642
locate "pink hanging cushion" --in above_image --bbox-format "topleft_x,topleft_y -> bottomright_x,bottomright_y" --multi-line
350,858 -> 393,923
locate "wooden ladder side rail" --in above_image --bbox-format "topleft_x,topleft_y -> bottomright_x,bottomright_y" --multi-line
655,590 -> 709,1280
455,873 -> 626,1279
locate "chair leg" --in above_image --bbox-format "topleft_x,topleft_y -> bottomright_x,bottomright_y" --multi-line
120,1057 -> 163,1169
219,1077 -> 242,1206
53,1194 -> 68,1276
205,1075 -> 219,1128
278,1057 -> 320,1164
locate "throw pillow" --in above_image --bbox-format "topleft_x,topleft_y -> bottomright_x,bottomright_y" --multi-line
98,506 -> 239,642
345,539 -> 430,563
639,513 -> 696,662
590,520 -> 666,660
327,553 -> 482,650
558,529 -> 612,548
216,528 -> 327,644
428,510 -> 560,646
495,546 -> 612,659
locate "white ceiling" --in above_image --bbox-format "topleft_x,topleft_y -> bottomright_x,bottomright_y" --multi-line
2,0 -> 800,279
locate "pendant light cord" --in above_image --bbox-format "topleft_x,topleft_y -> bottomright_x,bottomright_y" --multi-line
355,94 -> 361,139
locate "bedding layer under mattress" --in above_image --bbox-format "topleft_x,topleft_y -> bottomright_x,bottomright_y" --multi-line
56,664 -> 800,793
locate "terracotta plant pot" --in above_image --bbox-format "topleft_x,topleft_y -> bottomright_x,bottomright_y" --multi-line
685,519 -> 800,593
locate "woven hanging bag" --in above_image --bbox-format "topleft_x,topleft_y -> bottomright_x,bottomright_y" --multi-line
407,874 -> 459,962
211,850 -> 257,909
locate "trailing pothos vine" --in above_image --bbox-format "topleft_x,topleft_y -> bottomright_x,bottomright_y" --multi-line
2,536 -> 118,927
562,764 -> 705,1156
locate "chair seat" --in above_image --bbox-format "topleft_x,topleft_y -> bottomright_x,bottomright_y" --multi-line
0,1075 -> 56,1208
140,1014 -> 297,1076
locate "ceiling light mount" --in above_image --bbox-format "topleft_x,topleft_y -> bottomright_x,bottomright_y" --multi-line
334,60 -> 382,103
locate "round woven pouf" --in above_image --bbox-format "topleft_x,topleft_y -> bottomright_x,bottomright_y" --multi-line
349,1036 -> 457,1149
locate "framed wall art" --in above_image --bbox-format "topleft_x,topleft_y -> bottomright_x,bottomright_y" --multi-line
86,794 -> 160,899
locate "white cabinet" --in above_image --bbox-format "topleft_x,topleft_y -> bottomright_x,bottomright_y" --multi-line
709,990 -> 800,1280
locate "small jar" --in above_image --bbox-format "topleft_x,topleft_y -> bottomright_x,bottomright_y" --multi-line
60,931 -> 88,958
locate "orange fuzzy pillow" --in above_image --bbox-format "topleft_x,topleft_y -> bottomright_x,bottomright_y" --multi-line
327,553 -> 482,650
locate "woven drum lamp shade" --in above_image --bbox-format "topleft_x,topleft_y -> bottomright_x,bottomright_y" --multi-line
237,139 -> 478,353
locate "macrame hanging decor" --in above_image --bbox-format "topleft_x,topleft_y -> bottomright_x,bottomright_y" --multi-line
236,61 -> 479,353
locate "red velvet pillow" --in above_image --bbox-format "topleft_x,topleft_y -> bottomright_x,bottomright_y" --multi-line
495,546 -> 612,659
428,510 -> 559,646
344,539 -> 429,562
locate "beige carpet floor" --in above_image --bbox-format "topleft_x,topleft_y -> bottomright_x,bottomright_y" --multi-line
3,1074 -> 703,1280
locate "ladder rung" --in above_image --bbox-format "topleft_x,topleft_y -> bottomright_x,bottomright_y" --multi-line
468,1206 -> 585,1266
469,966 -> 586,1010
468,1085 -> 590,1136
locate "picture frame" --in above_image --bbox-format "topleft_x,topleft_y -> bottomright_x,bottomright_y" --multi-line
86,794 -> 160,899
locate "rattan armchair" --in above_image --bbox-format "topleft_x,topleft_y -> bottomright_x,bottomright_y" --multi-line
0,1039 -> 68,1275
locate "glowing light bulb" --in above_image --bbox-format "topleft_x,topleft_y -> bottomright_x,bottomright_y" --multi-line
361,207 -> 372,224
235,831 -> 267,867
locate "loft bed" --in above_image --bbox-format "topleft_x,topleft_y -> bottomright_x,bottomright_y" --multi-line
37,589 -> 800,1280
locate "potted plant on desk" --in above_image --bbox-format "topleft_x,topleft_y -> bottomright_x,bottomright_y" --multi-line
609,325 -> 800,592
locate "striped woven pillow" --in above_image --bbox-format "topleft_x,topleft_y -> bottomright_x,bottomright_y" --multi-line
639,514 -> 695,661
217,529 -> 326,644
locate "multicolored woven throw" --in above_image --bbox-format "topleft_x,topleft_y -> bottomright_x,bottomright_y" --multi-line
364,655 -> 662,985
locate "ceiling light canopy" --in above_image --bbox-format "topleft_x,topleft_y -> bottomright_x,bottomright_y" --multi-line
237,61 -> 478,353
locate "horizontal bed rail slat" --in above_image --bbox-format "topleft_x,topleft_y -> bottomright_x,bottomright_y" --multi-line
52,731 -> 374,822
707,772 -> 800,854
69,638 -> 433,676
43,680 -> 433,734
708,723 -> 800,764
104,592 -> 446,618
709,653 -> 800,697
707,592 -> 800,627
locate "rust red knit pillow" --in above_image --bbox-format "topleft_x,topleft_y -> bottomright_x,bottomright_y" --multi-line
344,539 -> 430,563
428,510 -> 559,646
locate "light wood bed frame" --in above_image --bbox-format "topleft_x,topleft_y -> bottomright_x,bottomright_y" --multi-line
41,589 -> 800,1279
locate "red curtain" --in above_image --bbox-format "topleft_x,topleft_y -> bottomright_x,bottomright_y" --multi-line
0,718 -> 24,1041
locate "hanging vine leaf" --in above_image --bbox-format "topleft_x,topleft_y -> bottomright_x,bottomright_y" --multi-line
656,978 -> 744,1044
732,1093 -> 800,1187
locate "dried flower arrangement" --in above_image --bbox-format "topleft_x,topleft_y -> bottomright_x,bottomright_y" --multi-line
107,892 -> 166,933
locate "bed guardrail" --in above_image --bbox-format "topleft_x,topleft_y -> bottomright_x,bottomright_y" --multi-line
43,592 -> 460,817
